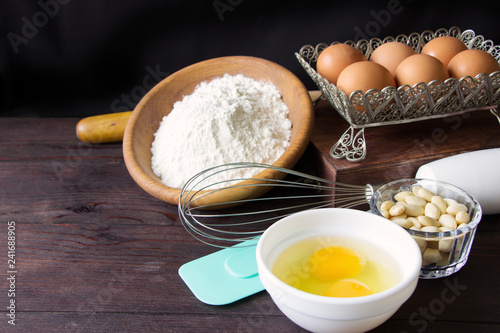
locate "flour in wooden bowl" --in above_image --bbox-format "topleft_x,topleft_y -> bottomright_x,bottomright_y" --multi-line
150,74 -> 292,189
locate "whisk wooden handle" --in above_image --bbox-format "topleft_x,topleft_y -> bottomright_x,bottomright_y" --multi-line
76,111 -> 132,143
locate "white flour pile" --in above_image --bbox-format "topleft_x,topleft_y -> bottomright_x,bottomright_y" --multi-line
150,74 -> 292,189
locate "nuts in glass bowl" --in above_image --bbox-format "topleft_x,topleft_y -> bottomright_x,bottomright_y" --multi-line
370,179 -> 482,279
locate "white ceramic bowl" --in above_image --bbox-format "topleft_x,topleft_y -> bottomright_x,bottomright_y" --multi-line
256,208 -> 422,333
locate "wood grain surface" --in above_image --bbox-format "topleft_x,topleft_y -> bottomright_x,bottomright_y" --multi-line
307,100 -> 500,186
0,117 -> 499,333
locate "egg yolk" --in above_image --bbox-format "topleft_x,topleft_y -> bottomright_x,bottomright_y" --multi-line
324,279 -> 374,298
309,246 -> 363,281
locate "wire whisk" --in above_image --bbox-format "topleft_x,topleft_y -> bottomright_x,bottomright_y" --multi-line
178,162 -> 375,247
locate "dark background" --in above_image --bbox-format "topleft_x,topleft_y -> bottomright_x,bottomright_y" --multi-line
1,0 -> 499,118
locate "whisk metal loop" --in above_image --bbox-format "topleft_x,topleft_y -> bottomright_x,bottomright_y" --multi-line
178,162 -> 373,247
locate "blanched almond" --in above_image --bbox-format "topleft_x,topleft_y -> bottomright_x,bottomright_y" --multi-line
437,252 -> 450,266
421,226 -> 440,232
391,218 -> 413,228
439,239 -> 454,252
455,211 -> 471,224
380,200 -> 395,211
394,191 -> 414,202
425,202 -> 441,220
404,203 -> 425,217
390,213 -> 407,220
444,198 -> 458,206
408,217 -> 421,228
405,195 -> 427,207
417,188 -> 436,202
389,203 -> 405,216
418,215 -> 440,227
412,185 -> 423,196
431,195 -> 447,214
413,237 -> 427,252
446,203 -> 468,215
423,248 -> 442,263
438,214 -> 457,229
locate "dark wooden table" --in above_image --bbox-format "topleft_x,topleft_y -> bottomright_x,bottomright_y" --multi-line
1,116 -> 499,333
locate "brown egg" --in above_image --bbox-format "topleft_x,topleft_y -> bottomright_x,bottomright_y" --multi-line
337,61 -> 396,97
370,41 -> 416,76
395,54 -> 449,87
316,43 -> 367,85
447,49 -> 500,79
421,36 -> 468,67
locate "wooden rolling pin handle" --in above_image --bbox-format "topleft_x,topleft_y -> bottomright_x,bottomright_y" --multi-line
75,91 -> 321,144
76,111 -> 132,143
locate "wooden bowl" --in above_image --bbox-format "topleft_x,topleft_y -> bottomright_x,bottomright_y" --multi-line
123,56 -> 314,207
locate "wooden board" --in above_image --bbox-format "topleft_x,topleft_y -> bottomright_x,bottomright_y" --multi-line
0,118 -> 499,332
304,100 -> 500,186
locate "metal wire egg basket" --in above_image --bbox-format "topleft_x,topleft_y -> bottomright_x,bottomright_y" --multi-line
296,27 -> 500,162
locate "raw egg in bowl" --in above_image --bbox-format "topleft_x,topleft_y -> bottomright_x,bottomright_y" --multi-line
256,208 -> 421,333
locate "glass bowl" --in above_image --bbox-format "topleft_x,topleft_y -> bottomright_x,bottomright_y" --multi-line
370,178 -> 482,279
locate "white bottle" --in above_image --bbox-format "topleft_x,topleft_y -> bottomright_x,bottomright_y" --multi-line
415,148 -> 500,215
